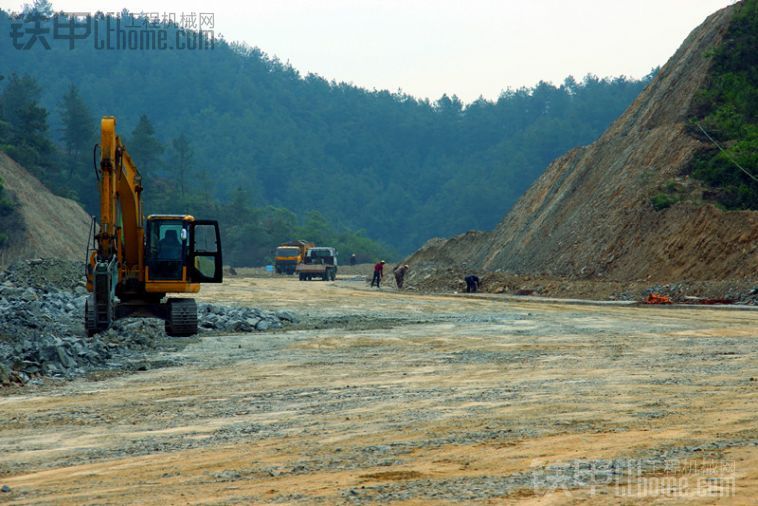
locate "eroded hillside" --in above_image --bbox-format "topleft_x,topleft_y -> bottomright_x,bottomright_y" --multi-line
407,3 -> 757,286
0,152 -> 91,265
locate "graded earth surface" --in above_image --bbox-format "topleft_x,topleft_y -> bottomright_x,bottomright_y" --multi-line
1,274 -> 756,504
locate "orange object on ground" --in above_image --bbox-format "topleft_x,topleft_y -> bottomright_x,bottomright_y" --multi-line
643,293 -> 672,304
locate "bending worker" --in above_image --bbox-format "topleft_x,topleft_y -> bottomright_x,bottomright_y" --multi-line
394,264 -> 409,289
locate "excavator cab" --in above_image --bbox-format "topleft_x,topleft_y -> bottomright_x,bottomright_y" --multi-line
147,219 -> 186,281
87,214 -> 222,338
145,215 -> 223,286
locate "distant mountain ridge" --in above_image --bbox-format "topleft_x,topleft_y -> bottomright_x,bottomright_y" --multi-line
0,8 -> 650,253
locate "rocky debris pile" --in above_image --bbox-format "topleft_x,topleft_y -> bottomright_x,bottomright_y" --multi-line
0,258 -> 86,292
0,285 -> 169,385
0,333 -> 112,385
643,284 -> 758,305
0,291 -> 297,386
0,259 -> 299,386
198,303 -> 298,332
0,283 -> 85,341
737,287 -> 758,305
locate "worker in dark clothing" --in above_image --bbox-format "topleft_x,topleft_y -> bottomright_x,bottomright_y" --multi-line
350,253 -> 357,266
371,260 -> 385,287
394,264 -> 409,289
464,275 -> 480,293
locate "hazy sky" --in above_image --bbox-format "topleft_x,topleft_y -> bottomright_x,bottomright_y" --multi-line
2,0 -> 737,102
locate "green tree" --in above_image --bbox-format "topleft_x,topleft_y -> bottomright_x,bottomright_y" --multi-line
0,177 -> 15,216
0,74 -> 8,144
59,84 -> 95,176
129,114 -> 163,177
0,73 -> 54,172
0,176 -> 22,249
170,133 -> 193,198
23,0 -> 53,16
297,210 -> 332,244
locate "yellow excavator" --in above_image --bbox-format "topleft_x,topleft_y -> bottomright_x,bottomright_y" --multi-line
85,116 -> 222,336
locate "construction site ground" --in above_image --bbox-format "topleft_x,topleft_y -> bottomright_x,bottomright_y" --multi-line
1,272 -> 756,504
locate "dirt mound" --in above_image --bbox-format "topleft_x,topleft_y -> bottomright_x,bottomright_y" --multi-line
0,152 -> 91,266
406,3 -> 757,289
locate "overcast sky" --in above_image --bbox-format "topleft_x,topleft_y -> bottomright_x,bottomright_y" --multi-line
2,0 -> 737,102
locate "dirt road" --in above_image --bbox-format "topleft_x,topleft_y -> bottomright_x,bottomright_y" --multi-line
1,275 -> 756,504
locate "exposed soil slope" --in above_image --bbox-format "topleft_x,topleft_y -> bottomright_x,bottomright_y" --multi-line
407,4 -> 757,285
0,152 -> 91,265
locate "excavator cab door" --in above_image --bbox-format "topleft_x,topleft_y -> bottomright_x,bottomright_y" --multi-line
189,220 -> 223,283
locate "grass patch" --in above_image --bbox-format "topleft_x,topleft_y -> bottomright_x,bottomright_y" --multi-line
650,193 -> 678,211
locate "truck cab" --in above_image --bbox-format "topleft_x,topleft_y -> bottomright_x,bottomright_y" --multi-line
274,245 -> 302,274
274,240 -> 314,274
297,247 -> 338,281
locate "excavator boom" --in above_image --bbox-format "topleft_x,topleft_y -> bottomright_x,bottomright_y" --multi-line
97,117 -> 144,280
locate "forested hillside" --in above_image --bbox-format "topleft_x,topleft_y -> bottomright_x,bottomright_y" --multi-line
0,6 -> 652,258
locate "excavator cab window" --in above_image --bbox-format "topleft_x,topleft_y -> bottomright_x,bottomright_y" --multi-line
146,219 -> 187,281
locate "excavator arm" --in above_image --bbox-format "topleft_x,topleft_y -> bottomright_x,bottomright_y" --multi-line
97,116 -> 144,280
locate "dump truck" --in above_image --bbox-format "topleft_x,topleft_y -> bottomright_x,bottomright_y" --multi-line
296,247 -> 338,281
274,240 -> 314,274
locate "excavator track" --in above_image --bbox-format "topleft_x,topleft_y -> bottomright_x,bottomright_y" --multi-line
85,298 -> 98,337
165,298 -> 198,337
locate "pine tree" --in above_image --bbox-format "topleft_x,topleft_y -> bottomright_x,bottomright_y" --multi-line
129,114 -> 163,178
23,0 -> 53,16
59,84 -> 95,176
0,73 -> 54,172
0,75 -> 7,145
171,133 -> 193,198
